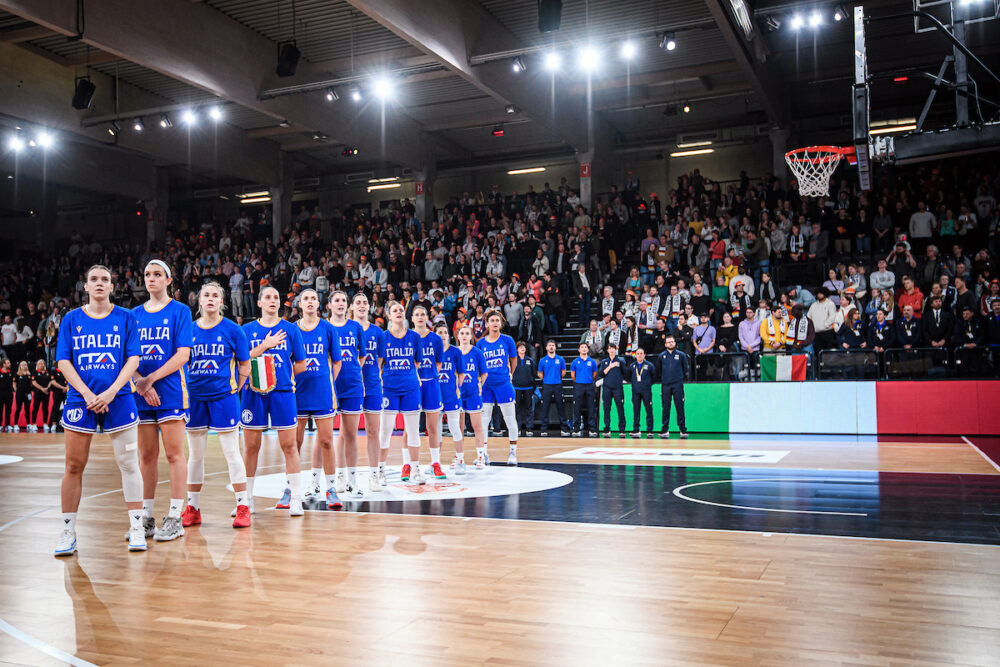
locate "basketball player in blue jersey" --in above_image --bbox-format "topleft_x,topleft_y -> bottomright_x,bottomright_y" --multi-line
411,306 -> 446,480
379,301 -> 425,484
476,310 -> 520,466
434,322 -> 467,474
457,326 -> 490,469
54,265 -> 145,556
352,292 -> 386,491
131,259 -> 192,542
183,282 -> 252,528
294,289 -> 342,508
328,291 -> 365,499
242,286 -> 308,516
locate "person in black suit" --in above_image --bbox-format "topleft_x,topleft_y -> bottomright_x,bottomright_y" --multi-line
922,294 -> 954,349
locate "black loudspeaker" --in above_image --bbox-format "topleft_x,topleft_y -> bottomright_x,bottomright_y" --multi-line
538,0 -> 562,32
275,42 -> 300,77
72,78 -> 96,110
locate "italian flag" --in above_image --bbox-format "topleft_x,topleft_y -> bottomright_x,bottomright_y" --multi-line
249,355 -> 277,393
760,354 -> 808,381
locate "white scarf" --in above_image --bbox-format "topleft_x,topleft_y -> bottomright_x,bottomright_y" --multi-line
786,317 -> 809,342
669,294 -> 683,315
766,316 -> 787,338
789,233 -> 805,253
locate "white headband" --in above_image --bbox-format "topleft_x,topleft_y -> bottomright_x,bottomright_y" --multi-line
146,259 -> 171,279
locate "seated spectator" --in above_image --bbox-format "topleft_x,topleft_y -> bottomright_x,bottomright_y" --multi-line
953,305 -> 984,348
580,320 -> 604,357
985,298 -> 1000,347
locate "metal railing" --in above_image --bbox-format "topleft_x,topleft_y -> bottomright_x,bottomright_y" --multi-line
692,351 -> 752,382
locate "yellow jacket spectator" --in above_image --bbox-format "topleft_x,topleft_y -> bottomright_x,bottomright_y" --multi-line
760,305 -> 788,350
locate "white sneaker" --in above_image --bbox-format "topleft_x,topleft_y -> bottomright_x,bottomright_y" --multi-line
333,471 -> 347,494
289,498 -> 304,516
410,465 -> 426,485
455,458 -> 467,475
231,500 -> 255,517
303,482 -> 321,499
377,469 -> 388,488
128,527 -> 147,552
54,529 -> 77,557
368,470 -> 383,492
154,516 -> 184,541
12,426 -> 19,433
507,451 -> 518,466
348,477 -> 363,498
474,455 -> 486,470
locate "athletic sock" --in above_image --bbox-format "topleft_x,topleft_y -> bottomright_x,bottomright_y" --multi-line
128,510 -> 144,530
235,491 -> 247,506
288,472 -> 301,500
311,468 -> 322,487
168,499 -> 183,519
284,476 -> 291,492
187,492 -> 201,510
510,443 -> 517,453
430,448 -> 441,465
476,447 -> 484,458
62,512 -> 76,532
402,449 -> 411,466
346,466 -> 356,484
378,461 -> 386,472
142,498 -> 154,518
246,477 -> 255,496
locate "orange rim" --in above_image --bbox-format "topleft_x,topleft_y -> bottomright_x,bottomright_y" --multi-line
785,146 -> 850,164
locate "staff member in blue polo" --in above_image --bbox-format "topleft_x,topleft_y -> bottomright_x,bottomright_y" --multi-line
536,340 -> 569,436
657,335 -> 689,439
570,342 -> 599,437
597,342 -> 626,435
627,347 -> 656,437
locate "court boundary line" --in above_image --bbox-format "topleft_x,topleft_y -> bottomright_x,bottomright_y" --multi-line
962,435 -> 1000,473
671,478 -> 869,516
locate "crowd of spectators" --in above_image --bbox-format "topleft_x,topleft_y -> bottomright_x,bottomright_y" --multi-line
2,155 -> 999,386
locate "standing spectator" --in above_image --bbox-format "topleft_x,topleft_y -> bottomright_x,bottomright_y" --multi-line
512,342 -> 536,436
897,306 -> 921,348
12,360 -> 32,432
597,343 -> 626,435
909,201 -> 936,251
572,264 -> 592,327
923,294 -> 954,348
657,335 -> 688,438
580,320 -> 604,358
760,304 -> 787,352
868,309 -> 896,353
953,305 -> 985,376
537,341 -> 569,436
229,266 -> 245,319
0,358 -> 12,432
870,259 -> 896,292
517,306 -> 542,364
692,313 -> 716,357
785,305 -> 816,356
952,276 -> 976,316
807,288 -> 838,350
896,276 -> 924,319
570,343 -> 598,437
627,348 -> 656,437
29,359 -> 50,432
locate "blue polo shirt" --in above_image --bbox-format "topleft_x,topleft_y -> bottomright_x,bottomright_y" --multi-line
570,356 -> 598,384
538,354 -> 567,385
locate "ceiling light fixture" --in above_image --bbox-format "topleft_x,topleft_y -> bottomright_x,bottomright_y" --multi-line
367,183 -> 402,193
132,118 -> 144,132
659,32 -> 677,51
670,148 -> 715,157
507,167 -> 546,175
325,87 -> 339,102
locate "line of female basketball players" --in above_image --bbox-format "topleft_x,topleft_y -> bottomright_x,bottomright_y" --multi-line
53,263 -> 520,557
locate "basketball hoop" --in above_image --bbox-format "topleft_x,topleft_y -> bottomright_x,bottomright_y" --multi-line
784,146 -> 853,198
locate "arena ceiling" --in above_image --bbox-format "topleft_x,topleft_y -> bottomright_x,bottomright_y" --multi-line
0,0 -> 997,186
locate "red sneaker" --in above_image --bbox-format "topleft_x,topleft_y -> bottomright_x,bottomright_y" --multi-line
232,505 -> 251,528
400,464 -> 411,481
431,463 -> 447,479
181,506 -> 201,527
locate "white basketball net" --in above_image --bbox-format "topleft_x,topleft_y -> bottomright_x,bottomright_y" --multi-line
785,146 -> 845,198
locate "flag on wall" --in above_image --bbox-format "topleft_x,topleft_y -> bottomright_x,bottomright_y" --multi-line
760,354 -> 808,381
249,355 -> 277,393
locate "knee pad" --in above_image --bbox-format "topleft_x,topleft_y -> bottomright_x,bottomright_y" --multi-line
218,429 -> 246,485
379,411 -> 397,449
402,412 -> 420,448
186,430 -> 208,485
446,410 -> 463,443
499,402 -> 518,441
481,404 -> 494,433
111,427 -> 142,503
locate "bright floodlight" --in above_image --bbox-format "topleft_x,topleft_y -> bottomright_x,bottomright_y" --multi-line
37,131 -> 54,148
8,135 -> 24,151
621,41 -> 637,60
543,51 -> 561,72
209,106 -> 223,121
809,10 -> 822,27
372,76 -> 394,101
181,109 -> 197,125
790,14 -> 804,30
578,46 -> 600,72
350,85 -> 363,102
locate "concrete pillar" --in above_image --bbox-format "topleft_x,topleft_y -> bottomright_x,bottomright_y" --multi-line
317,177 -> 338,242
270,152 -> 294,244
578,121 -> 615,212
415,163 -> 437,223
769,126 -> 791,187
147,166 -> 169,248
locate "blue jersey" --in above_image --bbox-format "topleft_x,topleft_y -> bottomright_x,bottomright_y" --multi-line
297,319 -> 342,410
460,347 -> 488,399
438,345 -> 462,401
132,300 -> 193,410
187,318 -> 250,401
358,322 -> 384,392
57,305 -> 141,404
538,354 -> 567,385
242,319 -> 306,392
417,331 -> 444,383
331,319 -> 364,400
477,334 -> 517,386
571,356 -> 599,384
382,329 -> 423,394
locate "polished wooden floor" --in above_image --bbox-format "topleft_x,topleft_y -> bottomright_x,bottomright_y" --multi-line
1,432 -> 999,666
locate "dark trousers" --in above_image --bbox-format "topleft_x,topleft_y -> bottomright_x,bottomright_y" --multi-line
661,382 -> 686,432
48,390 -> 65,426
601,385 -> 625,432
577,290 -> 591,326
515,388 -> 534,431
540,385 -> 567,431
31,393 -> 47,424
632,389 -> 654,433
814,329 -> 838,351
573,384 -> 596,432
0,394 -> 11,428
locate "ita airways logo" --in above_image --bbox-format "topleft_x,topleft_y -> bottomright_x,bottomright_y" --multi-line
190,359 -> 220,372
66,408 -> 84,422
238,466 -> 573,503
78,352 -> 116,364
304,357 -> 322,370
141,344 -> 165,356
